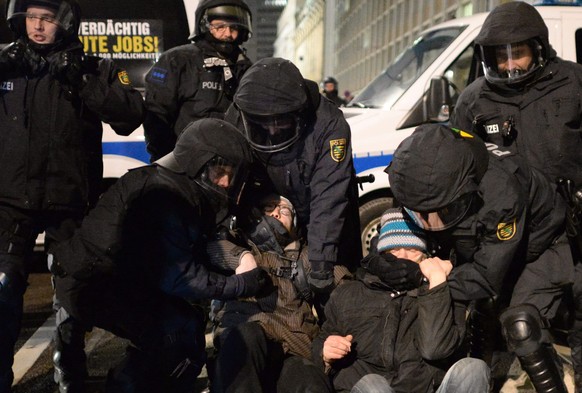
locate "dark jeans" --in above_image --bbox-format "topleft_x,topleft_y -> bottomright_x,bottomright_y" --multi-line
212,322 -> 332,393
350,358 -> 490,393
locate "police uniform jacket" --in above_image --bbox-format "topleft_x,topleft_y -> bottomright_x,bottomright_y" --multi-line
312,269 -> 466,393
451,56 -> 582,187
0,39 -> 144,212
227,83 -> 362,270
53,164 -> 249,333
438,150 -> 572,302
144,40 -> 252,161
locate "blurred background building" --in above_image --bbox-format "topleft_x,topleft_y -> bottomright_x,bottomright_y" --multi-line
272,0 -> 516,96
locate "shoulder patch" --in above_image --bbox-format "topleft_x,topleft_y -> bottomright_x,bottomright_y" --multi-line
497,219 -> 516,241
148,67 -> 168,85
117,70 -> 131,85
330,138 -> 347,162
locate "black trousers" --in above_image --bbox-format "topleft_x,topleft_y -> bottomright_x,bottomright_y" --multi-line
212,322 -> 332,393
0,204 -> 83,392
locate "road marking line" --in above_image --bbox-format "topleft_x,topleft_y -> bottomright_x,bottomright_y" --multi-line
12,314 -> 56,385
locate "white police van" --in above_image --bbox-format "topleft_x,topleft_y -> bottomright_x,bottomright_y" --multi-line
348,1 -> 582,253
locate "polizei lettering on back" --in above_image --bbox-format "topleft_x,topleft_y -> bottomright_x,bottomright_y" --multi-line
485,142 -> 511,157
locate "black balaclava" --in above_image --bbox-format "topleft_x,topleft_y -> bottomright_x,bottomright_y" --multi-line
191,0 -> 252,56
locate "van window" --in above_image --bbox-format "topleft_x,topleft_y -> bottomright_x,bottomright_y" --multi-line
0,0 -> 191,89
348,26 -> 467,110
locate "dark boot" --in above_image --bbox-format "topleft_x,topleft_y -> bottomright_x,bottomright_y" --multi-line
53,309 -> 87,393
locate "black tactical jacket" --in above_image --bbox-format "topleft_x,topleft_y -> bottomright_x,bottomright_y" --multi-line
0,39 -> 144,211
144,40 -> 252,161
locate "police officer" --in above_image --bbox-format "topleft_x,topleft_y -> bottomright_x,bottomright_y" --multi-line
380,124 -> 572,393
143,0 -> 253,161
0,0 -> 144,391
51,119 -> 268,393
226,57 -> 362,306
449,2 -> 582,389
321,76 -> 346,107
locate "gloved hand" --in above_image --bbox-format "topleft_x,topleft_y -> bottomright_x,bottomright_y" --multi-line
362,253 -> 425,291
0,42 -> 26,74
308,260 -> 335,294
49,51 -> 84,89
237,267 -> 271,297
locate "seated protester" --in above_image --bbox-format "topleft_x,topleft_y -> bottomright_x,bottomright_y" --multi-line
312,208 -> 490,393
49,119 -> 268,393
209,194 -> 351,393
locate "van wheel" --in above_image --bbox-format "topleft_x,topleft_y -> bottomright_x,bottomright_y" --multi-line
360,197 -> 394,256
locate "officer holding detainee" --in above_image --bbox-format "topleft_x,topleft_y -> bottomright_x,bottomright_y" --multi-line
381,124 -> 572,393
0,0 -> 144,391
449,2 -> 582,390
50,119 -> 268,393
226,58 -> 362,312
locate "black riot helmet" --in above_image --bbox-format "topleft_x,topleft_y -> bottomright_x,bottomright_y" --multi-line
386,124 -> 488,232
323,76 -> 338,88
235,57 -> 309,153
6,0 -> 80,41
191,0 -> 252,44
155,118 -> 253,217
475,2 -> 552,88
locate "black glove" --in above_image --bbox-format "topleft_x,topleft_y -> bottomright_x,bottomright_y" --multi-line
49,51 -> 85,89
237,267 -> 271,297
307,260 -> 335,294
363,253 -> 424,291
0,42 -> 26,74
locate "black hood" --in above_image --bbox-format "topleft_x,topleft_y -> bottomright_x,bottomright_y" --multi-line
234,57 -> 309,116
475,1 -> 554,60
387,124 -> 488,212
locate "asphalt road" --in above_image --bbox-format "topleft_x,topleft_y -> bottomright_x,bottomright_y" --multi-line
12,257 -> 210,393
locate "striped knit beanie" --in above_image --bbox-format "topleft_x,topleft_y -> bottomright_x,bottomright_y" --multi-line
377,208 -> 427,254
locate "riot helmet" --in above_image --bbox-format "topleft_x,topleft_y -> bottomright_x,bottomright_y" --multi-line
191,0 -> 252,44
6,0 -> 80,42
386,124 -> 488,232
475,2 -> 551,87
235,57 -> 309,153
156,118 -> 253,213
323,76 -> 338,88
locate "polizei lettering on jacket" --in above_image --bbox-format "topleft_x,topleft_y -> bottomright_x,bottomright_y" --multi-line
202,81 -> 222,91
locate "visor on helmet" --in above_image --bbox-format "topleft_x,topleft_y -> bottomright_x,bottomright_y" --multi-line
404,192 -> 476,232
7,0 -> 75,33
480,39 -> 544,86
241,112 -> 302,153
195,155 -> 249,205
201,5 -> 251,35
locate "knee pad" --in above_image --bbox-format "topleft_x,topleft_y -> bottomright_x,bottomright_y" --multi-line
500,303 -> 545,357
